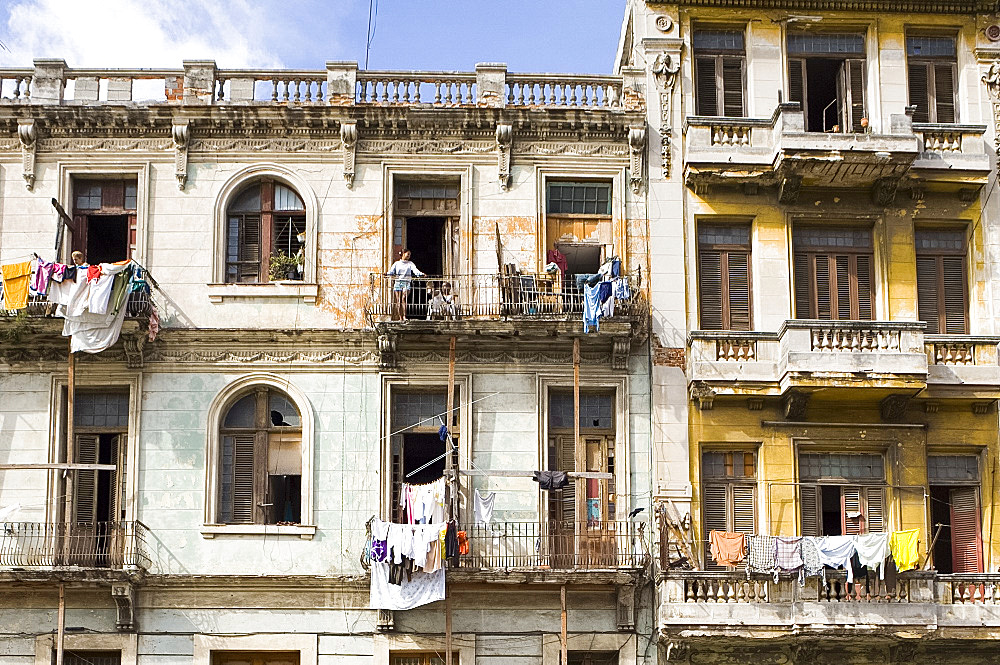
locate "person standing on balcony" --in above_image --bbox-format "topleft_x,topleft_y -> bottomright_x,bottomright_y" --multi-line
387,249 -> 425,321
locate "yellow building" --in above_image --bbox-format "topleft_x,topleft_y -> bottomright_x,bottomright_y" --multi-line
618,0 -> 1000,661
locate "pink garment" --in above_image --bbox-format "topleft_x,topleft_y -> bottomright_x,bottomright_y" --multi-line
30,259 -> 57,296
148,305 -> 160,341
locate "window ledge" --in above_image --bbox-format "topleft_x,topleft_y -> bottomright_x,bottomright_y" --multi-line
207,282 -> 318,304
201,524 -> 317,539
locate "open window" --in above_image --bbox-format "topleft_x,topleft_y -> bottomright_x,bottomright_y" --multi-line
545,181 -> 613,277
392,179 -> 460,277
916,228 -> 968,335
217,388 -> 302,525
793,225 -> 874,320
928,455 -> 983,573
389,388 -> 458,522
702,450 -> 756,569
787,31 -> 866,132
907,35 -> 957,124
225,181 -> 306,283
693,28 -> 746,117
799,452 -> 885,536
71,179 -> 137,264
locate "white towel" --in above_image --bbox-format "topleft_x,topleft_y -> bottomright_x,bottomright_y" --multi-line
474,489 -> 496,525
854,532 -> 890,579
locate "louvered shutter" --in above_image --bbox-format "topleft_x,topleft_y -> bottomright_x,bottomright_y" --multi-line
699,250 -> 724,330
721,57 -> 745,117
800,484 -> 821,536
950,486 -> 983,573
788,58 -> 806,110
934,63 -> 956,124
835,255 -> 852,320
815,255 -> 832,320
239,214 -> 262,282
732,485 -> 755,533
74,434 -> 99,524
110,434 -> 127,522
727,252 -> 751,331
232,434 -> 256,524
855,254 -> 873,320
842,486 -> 864,535
558,435 -> 577,523
846,59 -> 866,131
908,63 -> 930,124
702,483 -> 729,569
916,255 -> 941,333
695,56 -> 719,116
942,255 -> 968,334
865,486 -> 885,533
793,252 -> 812,319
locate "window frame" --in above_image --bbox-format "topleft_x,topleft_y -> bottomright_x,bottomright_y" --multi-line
793,224 -> 876,320
692,27 -> 747,118
700,448 -> 758,569
797,451 -> 887,536
202,374 -> 315,539
905,33 -> 959,124
697,222 -> 752,330
224,180 -> 306,284
785,31 -> 868,132
915,227 -> 969,335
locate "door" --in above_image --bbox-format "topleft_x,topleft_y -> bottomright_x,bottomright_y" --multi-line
950,486 -> 983,573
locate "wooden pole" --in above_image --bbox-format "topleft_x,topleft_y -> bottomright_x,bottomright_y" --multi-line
445,593 -> 453,665
573,338 -> 583,561
55,583 -> 65,665
63,341 -> 75,559
445,335 -> 456,665
560,583 -> 568,665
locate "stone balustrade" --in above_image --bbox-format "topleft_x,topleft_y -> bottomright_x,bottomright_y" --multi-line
0,59 -> 635,110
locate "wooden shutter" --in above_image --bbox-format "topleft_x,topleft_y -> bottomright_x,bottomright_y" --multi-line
865,486 -> 885,533
845,59 -> 866,131
556,434 -> 577,523
239,214 -> 262,282
721,57 -> 745,117
695,56 -> 719,116
732,485 -> 755,533
699,249 -> 724,329
908,62 -> 930,123
702,483 -> 729,568
942,255 -> 968,333
855,254 -> 873,320
917,253 -> 967,334
793,252 -> 812,319
842,486 -> 864,535
950,486 -> 983,573
231,433 -> 256,524
72,214 -> 88,256
788,58 -> 806,112
835,255 -> 852,320
916,255 -> 941,333
110,434 -> 127,522
814,255 -> 832,319
74,435 -> 99,524
727,252 -> 751,330
933,63 -> 956,124
800,484 -> 821,536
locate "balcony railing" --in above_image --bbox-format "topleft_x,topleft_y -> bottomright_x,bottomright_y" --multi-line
457,520 -> 648,571
0,521 -> 151,570
365,272 -> 640,324
1,287 -> 153,319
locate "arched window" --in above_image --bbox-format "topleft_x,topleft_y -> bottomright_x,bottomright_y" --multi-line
225,180 -> 306,283
218,387 -> 302,524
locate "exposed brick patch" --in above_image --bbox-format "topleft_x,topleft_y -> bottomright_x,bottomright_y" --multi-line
652,339 -> 685,368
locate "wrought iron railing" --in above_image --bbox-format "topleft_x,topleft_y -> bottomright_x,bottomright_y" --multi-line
0,521 -> 151,570
458,520 -> 648,570
366,272 -> 640,323
1,284 -> 153,318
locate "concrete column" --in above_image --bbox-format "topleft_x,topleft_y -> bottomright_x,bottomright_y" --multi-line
30,59 -> 66,104
182,60 -> 217,104
326,61 -> 358,106
475,63 -> 507,107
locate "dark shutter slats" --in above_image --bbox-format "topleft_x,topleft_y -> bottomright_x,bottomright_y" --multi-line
908,62 -> 930,124
231,433 -> 256,524
794,252 -> 812,319
835,255 -> 852,320
702,483 -> 729,569
788,58 -> 805,108
721,57 -> 745,117
842,486 -> 863,535
695,56 -> 719,116
815,255 -> 832,320
74,434 -> 100,524
855,254 -> 873,320
846,59 -> 867,131
916,255 -> 941,334
559,434 -> 576,522
942,255 -> 968,334
727,251 -> 751,331
732,484 -> 756,534
699,250 -> 724,330
934,63 -> 956,124
800,484 -> 820,537
865,486 -> 885,533
950,486 -> 983,573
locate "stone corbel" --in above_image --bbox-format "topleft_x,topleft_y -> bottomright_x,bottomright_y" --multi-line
121,330 -> 147,369
341,121 -> 358,188
651,53 -> 679,179
783,391 -> 809,420
171,120 -> 190,190
495,123 -> 512,191
377,330 -> 397,369
616,583 -> 636,632
664,641 -> 689,663
628,125 -> 646,195
17,119 -> 36,191
778,175 -> 802,204
983,61 -> 1000,163
612,336 -> 631,371
111,582 -> 136,631
872,177 -> 899,206
880,394 -> 910,423
376,609 -> 394,632
691,382 -> 716,410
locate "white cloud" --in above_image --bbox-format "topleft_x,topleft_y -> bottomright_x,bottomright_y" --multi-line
0,0 -> 285,68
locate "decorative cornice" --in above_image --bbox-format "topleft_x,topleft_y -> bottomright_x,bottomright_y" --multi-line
653,0 -> 990,12
357,138 -> 496,154
190,138 -> 342,152
39,137 -> 173,151
143,348 -> 380,365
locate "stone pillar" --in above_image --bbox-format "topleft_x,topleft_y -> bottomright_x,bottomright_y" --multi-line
326,61 -> 357,106
476,62 -> 507,108
182,60 -> 217,104
30,59 -> 66,104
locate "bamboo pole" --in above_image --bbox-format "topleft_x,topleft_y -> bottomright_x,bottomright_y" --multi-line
560,583 -> 568,665
55,583 -> 65,665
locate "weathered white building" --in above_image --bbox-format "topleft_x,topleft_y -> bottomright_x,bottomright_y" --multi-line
0,60 -> 655,665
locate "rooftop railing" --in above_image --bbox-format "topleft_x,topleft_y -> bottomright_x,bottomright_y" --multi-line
0,521 -> 151,570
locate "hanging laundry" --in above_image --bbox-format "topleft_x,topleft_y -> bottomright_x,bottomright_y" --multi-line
147,304 -> 160,341
86,264 -> 103,282
583,281 -> 604,333
88,262 -> 131,315
369,559 -> 445,610
546,248 -> 568,274
775,536 -> 803,572
801,536 -> 823,579
1,261 -> 32,310
889,529 -> 920,573
400,477 -> 445,525
30,259 -> 59,297
709,530 -> 746,567
474,489 -> 496,525
815,535 -> 857,583
854,532 -> 890,579
744,535 -> 777,579
532,470 -> 569,490
108,265 -> 134,315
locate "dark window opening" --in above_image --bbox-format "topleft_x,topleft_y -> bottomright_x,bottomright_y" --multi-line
568,653 -> 619,665
390,389 -> 455,522
930,485 -> 955,572
821,485 -> 843,536
85,215 -> 129,265
225,181 -> 306,283
402,433 -> 446,485
71,179 -> 137,264
788,33 -> 866,132
392,179 -> 459,278
405,217 -> 446,276
269,474 -> 302,523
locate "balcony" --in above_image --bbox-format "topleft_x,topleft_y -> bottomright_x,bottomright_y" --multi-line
684,103 -> 987,198
0,289 -> 153,319
659,571 -> 1000,638
689,320 -> 928,399
924,335 -> 1000,399
0,521 -> 151,577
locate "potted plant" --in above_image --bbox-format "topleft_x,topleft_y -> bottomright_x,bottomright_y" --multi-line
269,251 -> 302,281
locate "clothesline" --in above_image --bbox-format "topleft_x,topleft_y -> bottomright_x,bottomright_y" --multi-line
383,391 -> 501,440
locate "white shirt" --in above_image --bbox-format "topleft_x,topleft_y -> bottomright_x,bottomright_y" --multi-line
387,259 -> 425,279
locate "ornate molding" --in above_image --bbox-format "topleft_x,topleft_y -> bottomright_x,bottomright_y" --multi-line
398,348 -> 612,365
616,583 -> 636,632
612,336 -> 631,371
111,582 -> 136,632
0,138 -> 20,151
17,119 -> 37,190
652,52 -> 680,179
495,123 -> 512,191
783,391 -> 809,420
691,382 -> 716,410
38,137 -> 173,151
143,348 -> 379,365
628,125 -> 647,194
121,330 -> 147,369
872,177 -> 899,206
983,61 -> 1000,164
516,142 -> 627,157
189,138 -> 342,152
377,331 -> 398,369
357,138 -> 495,154
778,175 -> 802,204
171,119 -> 190,190
658,0 -> 988,12
880,394 -> 910,423
341,121 -> 358,188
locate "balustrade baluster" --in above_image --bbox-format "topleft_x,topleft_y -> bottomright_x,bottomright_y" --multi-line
271,79 -> 279,101
725,582 -> 735,603
685,582 -> 695,602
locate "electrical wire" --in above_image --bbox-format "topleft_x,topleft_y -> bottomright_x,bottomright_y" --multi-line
364,0 -> 378,70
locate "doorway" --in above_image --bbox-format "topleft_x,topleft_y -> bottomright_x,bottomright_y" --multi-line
405,217 -> 446,276
85,215 -> 129,264
930,485 -> 982,573
805,59 -> 843,132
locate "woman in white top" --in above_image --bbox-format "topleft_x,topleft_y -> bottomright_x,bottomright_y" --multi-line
387,249 -> 425,320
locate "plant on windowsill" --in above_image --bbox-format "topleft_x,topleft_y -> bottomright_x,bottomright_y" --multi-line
269,251 -> 302,282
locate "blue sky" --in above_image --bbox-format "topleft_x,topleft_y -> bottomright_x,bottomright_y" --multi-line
0,0 -> 626,74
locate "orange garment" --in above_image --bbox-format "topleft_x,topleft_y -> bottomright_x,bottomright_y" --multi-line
710,530 -> 746,566
1,261 -> 32,310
